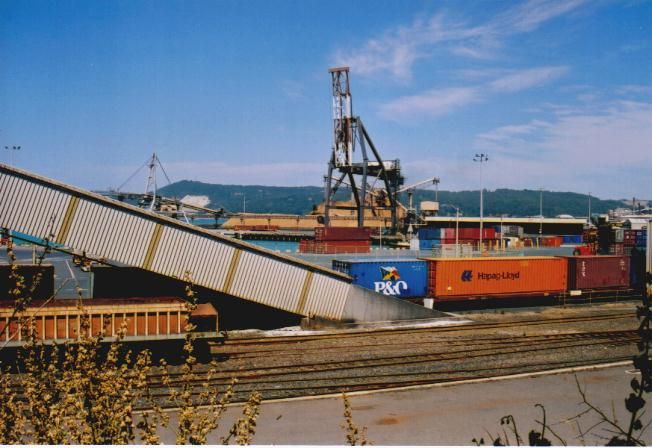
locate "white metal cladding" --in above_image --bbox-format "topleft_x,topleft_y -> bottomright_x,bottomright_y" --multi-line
0,165 -> 357,320
302,272 -> 350,320
151,226 -> 234,289
0,173 -> 69,240
229,251 -> 304,313
64,198 -> 155,265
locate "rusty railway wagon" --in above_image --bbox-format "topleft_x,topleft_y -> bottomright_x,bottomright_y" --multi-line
0,297 -> 219,347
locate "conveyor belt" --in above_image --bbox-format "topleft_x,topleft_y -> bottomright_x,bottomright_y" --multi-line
0,164 -> 438,322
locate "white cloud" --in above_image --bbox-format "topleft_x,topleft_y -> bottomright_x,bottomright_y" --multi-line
333,0 -> 587,80
379,87 -> 480,120
493,0 -> 587,33
379,66 -> 569,121
489,66 -> 569,93
471,100 -> 652,198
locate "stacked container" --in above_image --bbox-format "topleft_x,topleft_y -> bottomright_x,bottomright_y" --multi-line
417,227 -> 441,250
300,227 -> 371,254
424,256 -> 567,301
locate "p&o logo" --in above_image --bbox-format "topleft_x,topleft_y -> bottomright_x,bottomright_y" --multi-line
374,266 -> 408,296
461,270 -> 473,282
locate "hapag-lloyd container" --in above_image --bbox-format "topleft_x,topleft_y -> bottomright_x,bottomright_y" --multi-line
332,259 -> 428,298
565,255 -> 630,290
424,256 -> 567,300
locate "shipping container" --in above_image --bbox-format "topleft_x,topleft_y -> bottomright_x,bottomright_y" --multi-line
0,264 -> 55,301
419,239 -> 440,250
314,227 -> 371,241
562,235 -> 583,245
332,259 -> 428,298
565,255 -> 630,290
540,236 -> 563,247
417,228 -> 441,240
456,228 -> 496,240
424,257 -> 567,300
299,239 -> 370,254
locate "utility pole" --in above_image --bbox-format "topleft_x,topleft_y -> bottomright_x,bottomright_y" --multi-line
473,153 -> 489,251
539,188 -> 543,237
588,192 -> 592,225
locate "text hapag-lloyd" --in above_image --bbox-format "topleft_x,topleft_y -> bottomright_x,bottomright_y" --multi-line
475,271 -> 520,281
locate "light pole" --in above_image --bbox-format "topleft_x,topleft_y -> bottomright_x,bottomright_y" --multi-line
4,146 -> 21,166
588,192 -> 592,225
539,188 -> 543,238
473,153 -> 489,251
441,204 -> 461,257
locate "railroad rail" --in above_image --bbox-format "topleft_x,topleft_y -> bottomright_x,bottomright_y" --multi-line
0,163 -> 437,322
6,311 -> 639,407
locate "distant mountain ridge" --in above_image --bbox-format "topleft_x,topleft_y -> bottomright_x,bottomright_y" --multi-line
159,180 -> 633,218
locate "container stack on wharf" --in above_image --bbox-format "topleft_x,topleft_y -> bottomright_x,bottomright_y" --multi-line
299,226 -> 372,254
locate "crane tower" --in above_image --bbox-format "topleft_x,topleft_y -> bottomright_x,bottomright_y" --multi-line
323,67 -> 404,232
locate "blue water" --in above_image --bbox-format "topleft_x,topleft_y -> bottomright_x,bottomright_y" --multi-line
244,239 -> 299,252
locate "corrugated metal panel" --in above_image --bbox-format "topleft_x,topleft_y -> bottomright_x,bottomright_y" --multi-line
65,199 -> 155,265
0,165 -> 356,320
0,173 -> 69,240
229,251 -> 304,312
302,273 -> 350,320
151,227 -> 234,289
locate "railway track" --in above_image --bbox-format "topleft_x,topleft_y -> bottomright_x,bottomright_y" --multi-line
6,310 -> 640,409
142,311 -> 638,406
215,310 -> 636,347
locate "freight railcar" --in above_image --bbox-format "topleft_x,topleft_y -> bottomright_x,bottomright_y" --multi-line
333,252 -> 645,304
0,297 -> 219,346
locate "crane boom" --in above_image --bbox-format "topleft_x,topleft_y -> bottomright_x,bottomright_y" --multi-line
396,177 -> 440,193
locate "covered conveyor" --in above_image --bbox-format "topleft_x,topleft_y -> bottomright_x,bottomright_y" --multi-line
0,164 -> 439,322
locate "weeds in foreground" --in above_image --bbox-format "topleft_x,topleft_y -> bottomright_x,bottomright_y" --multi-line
0,241 -> 262,444
342,393 -> 370,446
475,273 -> 652,446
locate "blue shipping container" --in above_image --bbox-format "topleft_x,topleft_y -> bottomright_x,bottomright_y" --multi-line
562,235 -> 583,245
332,259 -> 428,298
419,239 -> 440,250
417,228 -> 441,240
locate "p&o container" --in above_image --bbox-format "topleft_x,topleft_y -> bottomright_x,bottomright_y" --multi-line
424,256 -> 567,301
565,255 -> 630,290
332,259 -> 428,298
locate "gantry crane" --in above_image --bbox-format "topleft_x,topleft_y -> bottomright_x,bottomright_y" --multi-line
323,67 -> 405,232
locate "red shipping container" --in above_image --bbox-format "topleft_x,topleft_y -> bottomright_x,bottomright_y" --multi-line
456,228 -> 496,240
443,228 -> 456,239
565,255 -> 630,290
314,227 -> 371,241
425,256 -> 567,300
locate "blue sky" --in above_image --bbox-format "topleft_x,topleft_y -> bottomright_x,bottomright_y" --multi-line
1,0 -> 651,199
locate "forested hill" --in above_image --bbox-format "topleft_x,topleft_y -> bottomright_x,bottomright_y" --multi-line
159,180 -> 631,217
